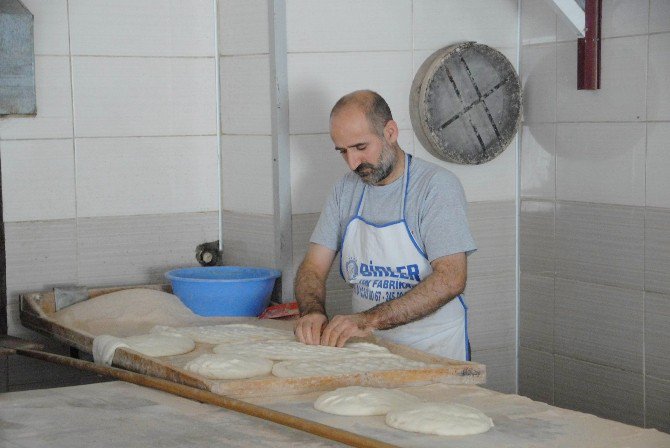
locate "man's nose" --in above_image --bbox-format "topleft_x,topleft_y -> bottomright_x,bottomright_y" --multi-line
345,152 -> 363,171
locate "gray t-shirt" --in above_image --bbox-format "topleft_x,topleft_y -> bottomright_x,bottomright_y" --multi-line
310,155 -> 477,262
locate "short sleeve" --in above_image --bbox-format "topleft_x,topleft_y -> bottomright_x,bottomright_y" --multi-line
309,182 -> 342,252
419,172 -> 477,262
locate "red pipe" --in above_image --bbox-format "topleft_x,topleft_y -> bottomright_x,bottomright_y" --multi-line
578,0 -> 602,90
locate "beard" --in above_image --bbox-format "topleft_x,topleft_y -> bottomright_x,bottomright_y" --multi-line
355,141 -> 397,185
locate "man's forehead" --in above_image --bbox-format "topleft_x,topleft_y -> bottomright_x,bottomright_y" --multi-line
330,106 -> 373,136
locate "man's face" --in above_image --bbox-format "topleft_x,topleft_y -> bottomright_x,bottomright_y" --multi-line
330,107 -> 397,185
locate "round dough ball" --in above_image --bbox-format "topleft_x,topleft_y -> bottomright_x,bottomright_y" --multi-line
385,403 -> 493,436
184,354 -> 274,380
314,386 -> 422,416
123,334 -> 195,357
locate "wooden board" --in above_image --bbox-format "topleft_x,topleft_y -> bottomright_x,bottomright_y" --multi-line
19,284 -> 485,398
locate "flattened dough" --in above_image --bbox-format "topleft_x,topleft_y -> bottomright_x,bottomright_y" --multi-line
213,341 -> 361,361
344,342 -> 391,355
152,324 -> 294,344
272,355 -> 434,378
184,354 -> 274,380
123,334 -> 195,357
314,386 -> 422,416
385,403 -> 494,436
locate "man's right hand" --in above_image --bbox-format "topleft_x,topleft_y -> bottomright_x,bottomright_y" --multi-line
294,312 -> 328,345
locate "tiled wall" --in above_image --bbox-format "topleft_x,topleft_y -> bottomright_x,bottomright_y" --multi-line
518,0 -> 670,432
285,0 -> 519,393
0,0 -> 222,390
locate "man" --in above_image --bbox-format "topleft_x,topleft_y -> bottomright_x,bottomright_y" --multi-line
293,90 -> 476,361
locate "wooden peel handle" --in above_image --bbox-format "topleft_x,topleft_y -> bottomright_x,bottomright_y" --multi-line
9,347 -> 398,448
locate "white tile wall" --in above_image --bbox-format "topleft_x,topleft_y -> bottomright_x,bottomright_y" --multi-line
647,33 -> 670,121
556,8 -> 582,43
221,135 -> 274,214
647,122 -> 670,208
556,36 -> 648,123
77,213 -> 219,287
68,0 -> 215,57
290,133 -> 350,214
4,220 -> 78,307
286,0 -> 412,53
556,123 -> 646,206
413,46 -> 519,78
413,0 -> 518,50
601,0 -> 649,38
218,0 -> 270,56
72,57 -> 217,138
21,0 -> 69,55
415,136 -> 517,203
75,136 -> 219,217
220,55 -> 272,135
521,123 -> 555,200
650,0 -> 670,33
520,0 -> 556,45
288,51 -> 413,134
521,44 -> 557,123
396,129 -> 416,156
0,56 -> 73,140
0,139 -> 76,222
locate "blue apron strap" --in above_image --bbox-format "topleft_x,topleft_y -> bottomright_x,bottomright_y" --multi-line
402,153 -> 411,220
458,295 -> 471,361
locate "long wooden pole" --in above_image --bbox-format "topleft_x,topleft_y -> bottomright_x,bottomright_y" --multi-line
7,347 -> 398,448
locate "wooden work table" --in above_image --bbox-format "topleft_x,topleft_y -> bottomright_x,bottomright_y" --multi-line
1,381 -> 668,448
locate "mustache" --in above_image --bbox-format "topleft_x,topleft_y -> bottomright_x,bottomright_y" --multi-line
355,163 -> 375,175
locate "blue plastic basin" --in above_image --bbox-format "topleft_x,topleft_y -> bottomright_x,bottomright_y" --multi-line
165,266 -> 281,317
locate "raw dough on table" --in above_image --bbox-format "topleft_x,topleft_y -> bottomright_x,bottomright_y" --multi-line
314,386 -> 422,416
184,354 -> 274,380
152,324 -> 295,344
272,354 -> 435,378
213,341 -> 391,361
385,403 -> 494,436
213,341 -> 363,361
343,342 -> 391,354
123,334 -> 195,357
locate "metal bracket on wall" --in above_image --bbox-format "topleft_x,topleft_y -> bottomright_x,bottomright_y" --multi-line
577,0 -> 601,90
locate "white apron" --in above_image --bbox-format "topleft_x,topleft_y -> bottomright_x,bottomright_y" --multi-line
339,154 -> 470,361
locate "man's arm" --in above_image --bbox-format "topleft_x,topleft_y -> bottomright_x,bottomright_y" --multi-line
320,252 -> 467,347
293,243 -> 337,345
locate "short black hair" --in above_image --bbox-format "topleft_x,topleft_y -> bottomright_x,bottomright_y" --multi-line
330,90 -> 393,137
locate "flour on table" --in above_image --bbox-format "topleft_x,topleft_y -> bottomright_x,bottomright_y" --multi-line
213,341 -> 362,361
122,334 -> 195,357
54,289 -> 195,336
272,354 -> 435,378
385,403 -> 494,436
151,324 -> 295,344
184,354 -> 273,380
314,386 -> 422,416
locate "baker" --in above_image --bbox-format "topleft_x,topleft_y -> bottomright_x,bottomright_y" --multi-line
293,90 -> 476,361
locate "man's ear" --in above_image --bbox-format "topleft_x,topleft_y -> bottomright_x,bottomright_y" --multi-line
384,119 -> 399,144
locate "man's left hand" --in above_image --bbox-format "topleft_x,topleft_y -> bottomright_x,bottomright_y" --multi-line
320,313 -> 374,347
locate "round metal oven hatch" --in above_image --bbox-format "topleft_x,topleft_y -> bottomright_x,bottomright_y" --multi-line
410,42 -> 522,165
